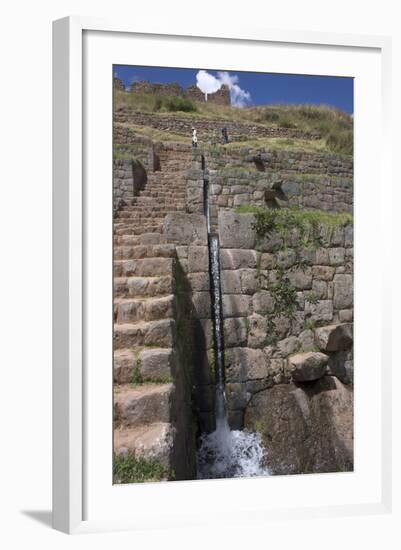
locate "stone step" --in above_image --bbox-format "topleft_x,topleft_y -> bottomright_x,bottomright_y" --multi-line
114,257 -> 175,278
114,422 -> 175,470
114,217 -> 166,225
114,244 -> 176,260
114,275 -> 173,298
117,210 -> 168,219
114,234 -> 141,246
113,318 -> 176,349
114,347 -> 175,384
114,383 -> 174,427
114,225 -> 164,236
114,295 -> 175,324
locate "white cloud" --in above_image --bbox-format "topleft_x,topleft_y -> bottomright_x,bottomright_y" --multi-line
195,70 -> 251,108
196,70 -> 222,98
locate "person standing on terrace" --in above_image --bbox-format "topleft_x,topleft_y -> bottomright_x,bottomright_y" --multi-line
192,127 -> 198,148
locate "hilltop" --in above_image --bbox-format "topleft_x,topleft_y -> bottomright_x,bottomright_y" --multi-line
114,85 -> 353,156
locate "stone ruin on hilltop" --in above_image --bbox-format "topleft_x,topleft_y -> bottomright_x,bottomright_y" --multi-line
114,77 -> 231,106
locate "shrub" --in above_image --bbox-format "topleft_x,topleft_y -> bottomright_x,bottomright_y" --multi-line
165,97 -> 197,113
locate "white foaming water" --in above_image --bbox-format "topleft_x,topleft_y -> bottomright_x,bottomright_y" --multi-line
197,408 -> 270,480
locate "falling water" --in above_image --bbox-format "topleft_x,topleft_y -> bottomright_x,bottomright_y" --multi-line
197,160 -> 270,479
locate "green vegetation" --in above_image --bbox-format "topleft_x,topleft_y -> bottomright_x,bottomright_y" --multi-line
118,123 -> 188,145
236,206 -> 352,345
251,104 -> 353,155
237,205 -> 352,248
225,137 -> 332,154
132,357 -> 143,385
113,453 -> 168,484
115,91 -> 197,113
115,91 -> 353,155
262,265 -> 300,345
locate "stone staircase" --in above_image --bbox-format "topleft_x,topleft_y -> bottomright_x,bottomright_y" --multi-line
113,143 -> 194,479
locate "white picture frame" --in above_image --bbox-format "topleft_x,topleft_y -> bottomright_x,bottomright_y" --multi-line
52,16 -> 392,534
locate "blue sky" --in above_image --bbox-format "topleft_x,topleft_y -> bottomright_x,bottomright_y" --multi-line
114,65 -> 354,114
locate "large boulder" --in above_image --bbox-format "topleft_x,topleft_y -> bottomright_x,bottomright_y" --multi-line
314,323 -> 353,352
287,351 -> 329,381
244,376 -> 353,474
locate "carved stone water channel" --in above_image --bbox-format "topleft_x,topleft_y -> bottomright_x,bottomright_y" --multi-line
196,155 -> 270,479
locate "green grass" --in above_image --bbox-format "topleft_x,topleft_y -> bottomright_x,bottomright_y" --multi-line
236,205 -> 352,248
116,122 -> 188,144
224,137 -> 338,155
250,104 -> 353,155
115,91 -> 353,155
115,91 -> 197,113
113,453 -> 168,484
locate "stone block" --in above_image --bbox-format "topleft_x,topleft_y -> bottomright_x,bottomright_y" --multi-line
221,270 -> 241,294
139,348 -> 175,381
277,249 -> 297,269
339,309 -> 353,322
305,299 -> 333,322
233,194 -> 250,207
186,186 -> 204,213
312,265 -> 335,281
187,272 -> 210,292
333,274 -> 353,309
164,213 -> 207,245
252,291 -> 274,314
287,352 -> 329,382
223,318 -> 248,347
329,247 -> 345,266
188,246 -> 209,273
220,249 -> 258,269
312,280 -> 328,299
226,383 -> 249,410
330,227 -> 345,247
191,292 -> 211,319
298,329 -> 315,351
287,267 -> 313,290
222,294 -> 251,318
218,211 -> 256,249
247,314 -> 268,348
114,384 -> 173,426
344,225 -> 353,247
314,323 -> 353,352
277,336 -> 301,357
240,269 -> 259,294
315,248 -> 329,265
225,347 -> 269,382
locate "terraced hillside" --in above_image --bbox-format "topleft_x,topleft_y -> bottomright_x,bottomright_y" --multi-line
113,84 -> 354,482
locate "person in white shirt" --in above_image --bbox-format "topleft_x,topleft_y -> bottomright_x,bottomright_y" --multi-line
192,127 -> 198,148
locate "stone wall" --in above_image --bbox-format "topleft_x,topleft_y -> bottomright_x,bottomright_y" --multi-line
113,129 -> 354,474
114,111 -> 321,141
163,213 -> 216,433
205,148 -> 353,224
217,210 -> 353,430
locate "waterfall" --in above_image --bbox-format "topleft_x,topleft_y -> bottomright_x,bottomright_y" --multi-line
197,156 -> 270,480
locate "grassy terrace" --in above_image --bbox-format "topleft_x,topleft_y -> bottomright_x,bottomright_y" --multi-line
114,90 -> 353,155
237,204 -> 352,248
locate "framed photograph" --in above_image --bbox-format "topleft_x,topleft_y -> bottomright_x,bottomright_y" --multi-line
53,17 -> 392,534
